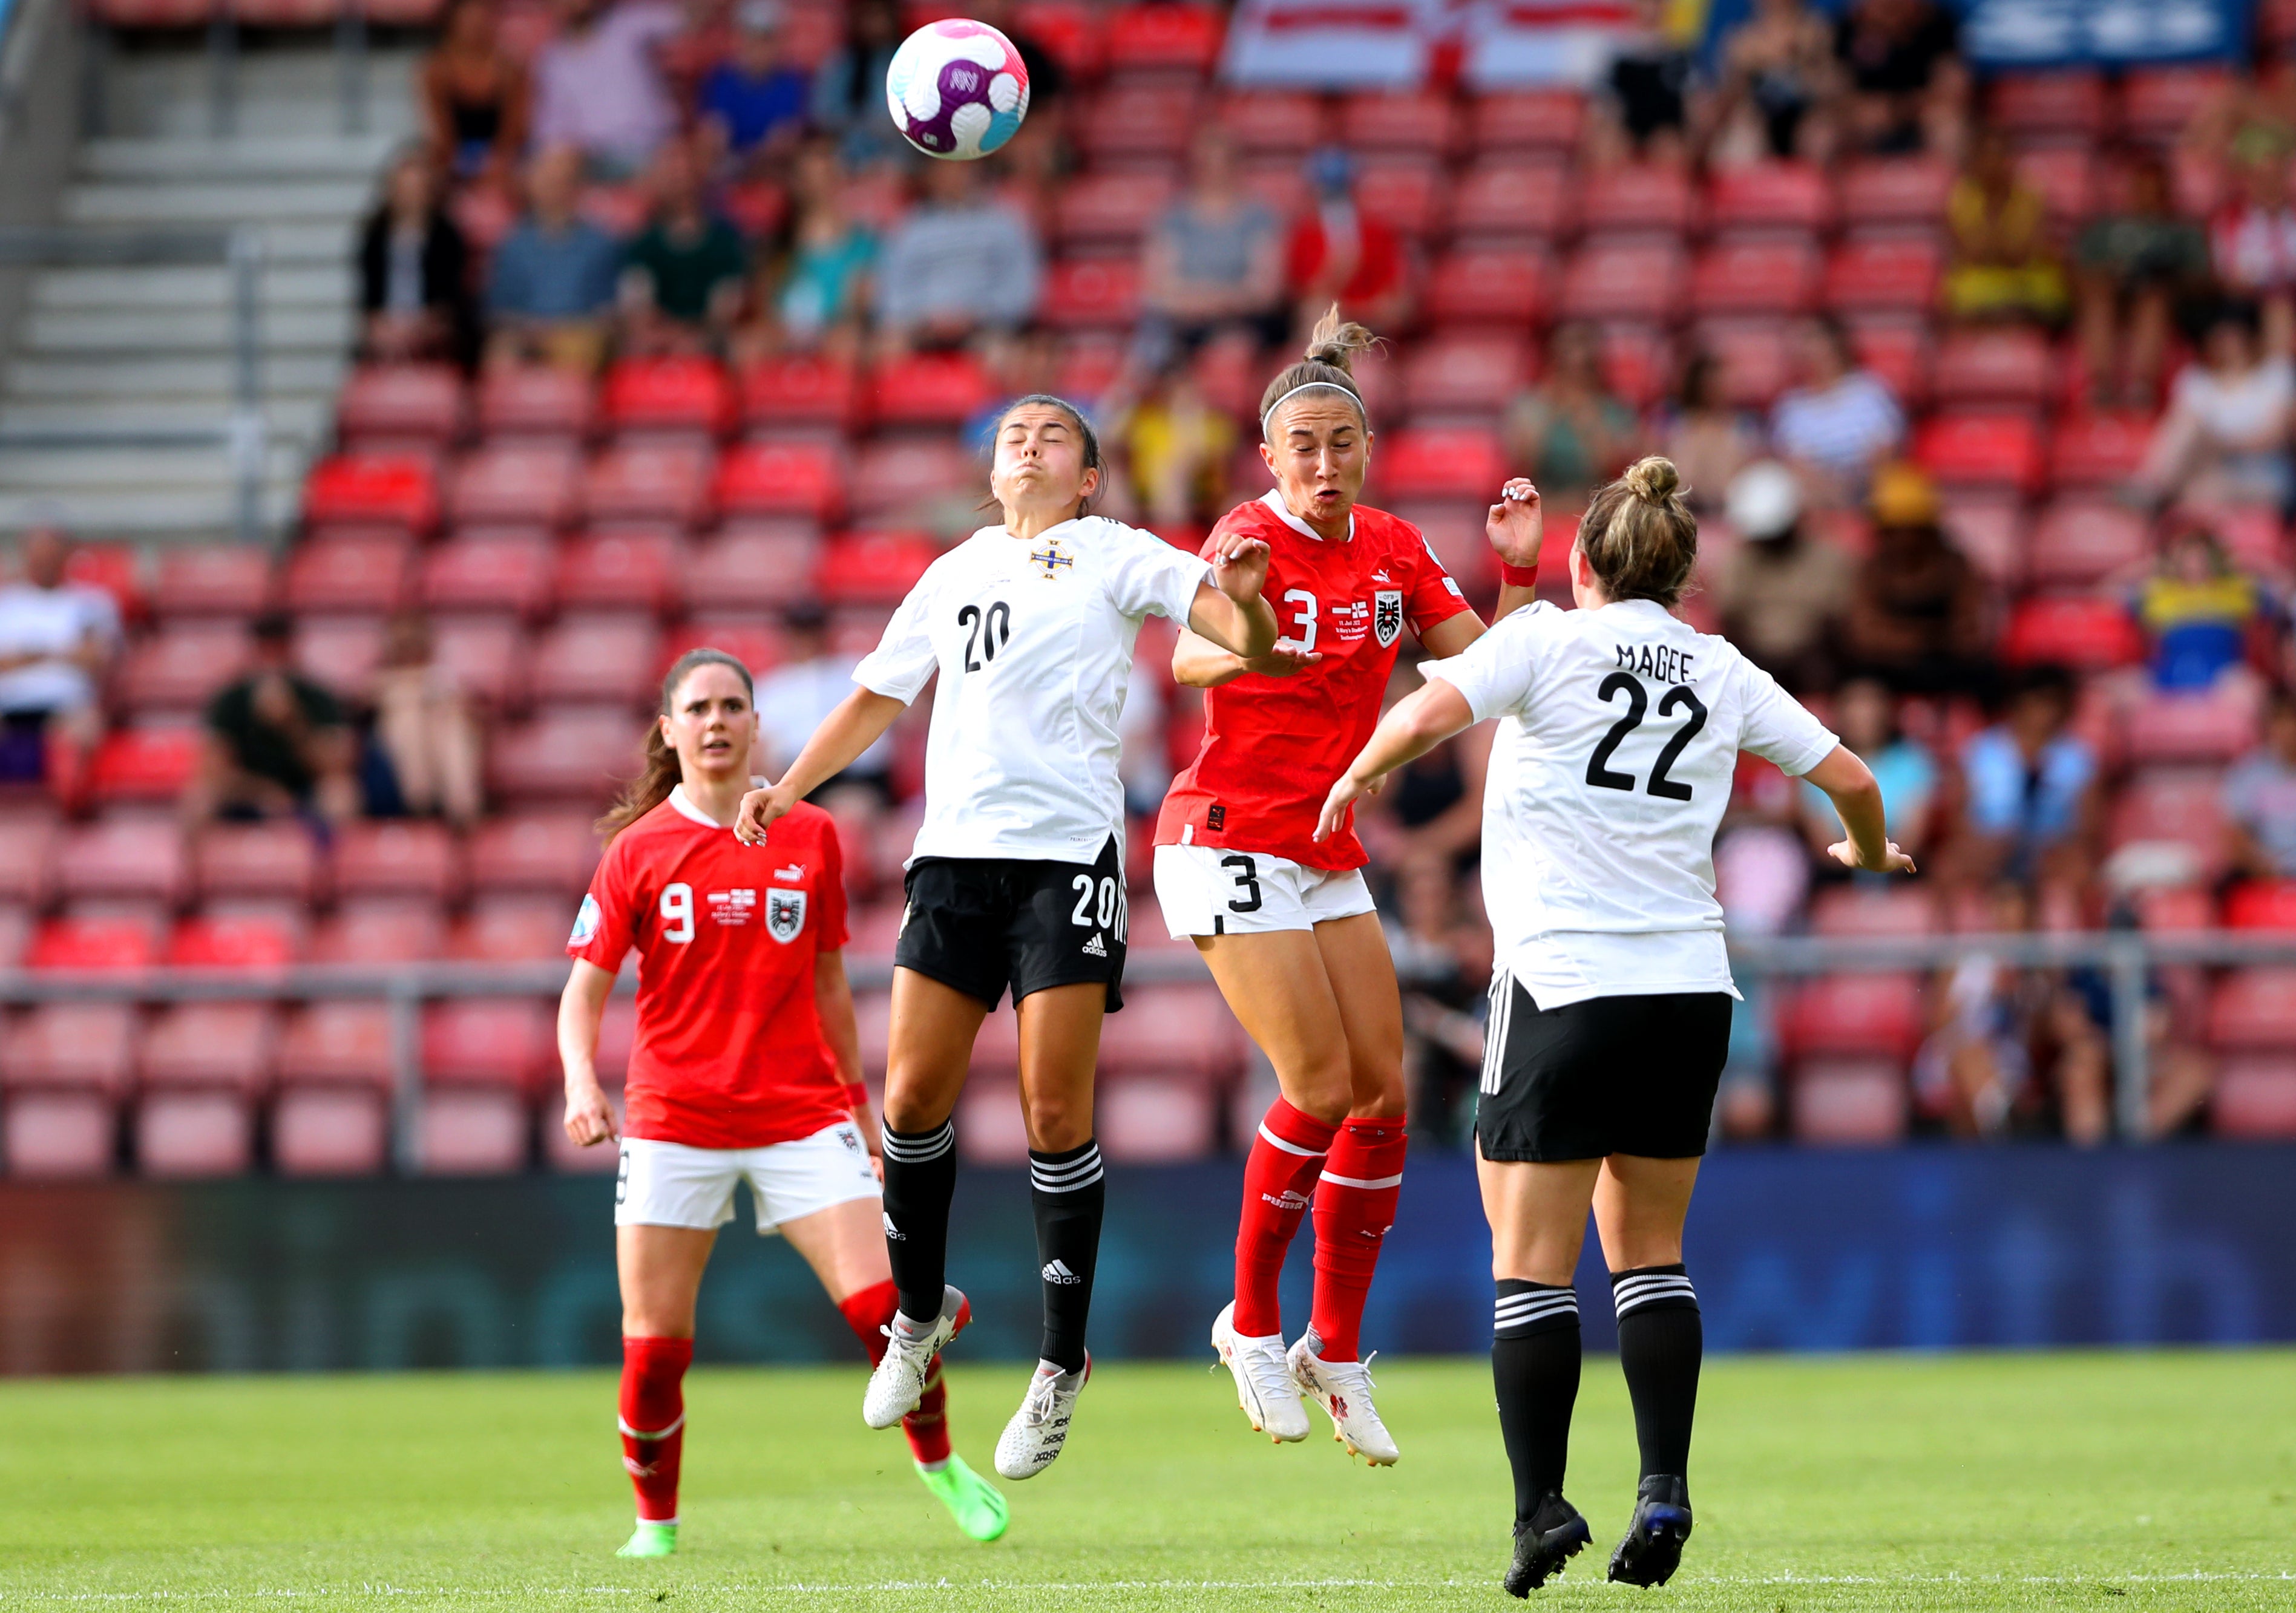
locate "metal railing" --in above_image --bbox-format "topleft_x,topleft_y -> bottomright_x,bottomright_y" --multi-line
0,225 -> 269,543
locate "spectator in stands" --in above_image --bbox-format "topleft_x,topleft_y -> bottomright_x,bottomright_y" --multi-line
2075,151 -> 2210,410
1116,361 -> 1236,533
811,0 -> 906,170
734,137 -> 875,360
1283,148 -> 1411,336
356,148 -> 476,371
1710,0 -> 1838,165
2225,684 -> 2296,880
0,523 -> 120,788
1655,352 -> 1762,516
1711,754 -> 1815,1140
1800,676 -> 1939,871
872,157 -> 1042,353
2211,152 -> 2296,359
1503,321 -> 1637,501
1843,462 -> 1993,698
1770,316 -> 1905,506
2136,299 -> 2295,512
967,0 -> 1072,194
698,0 -> 810,175
1943,125 -> 2067,327
1589,0 -> 1703,169
530,0 -> 681,178
367,610 -> 484,828
1954,664 -> 2099,895
1832,0 -> 1967,157
186,611 -> 359,826
618,137 -> 747,355
485,146 -> 623,372
2130,522 -> 2278,693
752,601 -> 896,800
422,0 -> 530,185
1711,460 -> 1850,694
1135,128 -> 1285,371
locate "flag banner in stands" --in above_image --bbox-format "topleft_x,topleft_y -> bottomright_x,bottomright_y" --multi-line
1223,0 -> 1442,87
1461,0 -> 1641,88
1961,0 -> 2250,67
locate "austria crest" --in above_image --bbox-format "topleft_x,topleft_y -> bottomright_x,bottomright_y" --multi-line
766,887 -> 807,944
1373,589 -> 1404,648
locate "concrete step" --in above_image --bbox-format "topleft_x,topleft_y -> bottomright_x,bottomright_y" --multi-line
23,306 -> 355,355
103,48 -> 422,144
30,264 -> 351,313
4,353 -> 344,401
0,485 -> 300,540
62,178 -> 374,227
80,134 -> 400,183
0,397 -> 332,442
0,441 -> 305,488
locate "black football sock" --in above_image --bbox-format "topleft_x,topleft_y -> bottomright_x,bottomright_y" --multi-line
1611,1265 -> 1701,1481
1492,1280 -> 1581,1522
1028,1138 -> 1104,1373
879,1118 -> 957,1324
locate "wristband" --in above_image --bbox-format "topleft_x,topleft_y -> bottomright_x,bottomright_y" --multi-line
1499,560 -> 1539,587
844,1082 -> 869,1109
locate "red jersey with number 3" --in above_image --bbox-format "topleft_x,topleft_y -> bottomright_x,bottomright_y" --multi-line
567,788 -> 851,1149
1156,492 -> 1473,871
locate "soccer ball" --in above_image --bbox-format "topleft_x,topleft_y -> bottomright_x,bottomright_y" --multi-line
885,18 -> 1031,161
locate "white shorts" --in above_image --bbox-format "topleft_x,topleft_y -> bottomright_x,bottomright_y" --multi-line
614,1122 -> 880,1236
1152,842 -> 1378,938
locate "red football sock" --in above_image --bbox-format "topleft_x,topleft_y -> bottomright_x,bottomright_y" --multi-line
840,1278 -> 952,1467
618,1335 -> 692,1523
1310,1119 -> 1408,1363
1233,1098 -> 1339,1338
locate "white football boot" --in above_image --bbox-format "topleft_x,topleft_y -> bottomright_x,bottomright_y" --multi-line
994,1353 -> 1089,1480
1210,1302 -> 1310,1442
862,1284 -> 969,1430
1289,1334 -> 1400,1465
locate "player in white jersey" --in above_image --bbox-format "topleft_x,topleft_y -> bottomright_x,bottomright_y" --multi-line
1317,457 -> 1911,1597
735,394 -> 1278,1481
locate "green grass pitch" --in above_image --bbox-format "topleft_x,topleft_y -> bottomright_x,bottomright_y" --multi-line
4,1353 -> 2292,1610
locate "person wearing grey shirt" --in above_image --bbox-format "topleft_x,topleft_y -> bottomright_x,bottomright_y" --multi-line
2226,688 -> 2296,880
873,160 -> 1041,347
1136,127 -> 1284,367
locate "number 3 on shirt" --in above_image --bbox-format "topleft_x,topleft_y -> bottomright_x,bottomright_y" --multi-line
1281,589 -> 1317,653
660,882 -> 695,943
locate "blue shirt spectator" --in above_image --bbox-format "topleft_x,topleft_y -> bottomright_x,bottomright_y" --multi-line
488,152 -> 621,323
700,1 -> 810,162
1960,666 -> 2097,883
1772,316 -> 1904,505
2129,526 -> 2274,692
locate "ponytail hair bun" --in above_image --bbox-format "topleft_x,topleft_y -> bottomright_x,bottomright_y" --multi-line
1621,454 -> 1680,504
1303,305 -> 1377,373
1578,456 -> 1699,609
1259,303 -> 1376,435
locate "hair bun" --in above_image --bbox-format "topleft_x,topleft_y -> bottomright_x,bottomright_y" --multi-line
1302,303 -> 1377,375
1623,455 -> 1681,503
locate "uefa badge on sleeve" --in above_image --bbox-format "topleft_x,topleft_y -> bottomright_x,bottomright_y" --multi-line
568,892 -> 602,947
1374,590 -> 1404,648
766,888 -> 807,944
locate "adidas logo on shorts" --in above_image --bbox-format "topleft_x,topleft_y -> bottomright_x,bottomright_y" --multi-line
883,1212 -> 905,1241
1041,1259 -> 1083,1285
1080,933 -> 1107,957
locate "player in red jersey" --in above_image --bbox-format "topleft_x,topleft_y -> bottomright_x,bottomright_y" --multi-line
1155,310 -> 1546,1462
558,649 -> 1007,1559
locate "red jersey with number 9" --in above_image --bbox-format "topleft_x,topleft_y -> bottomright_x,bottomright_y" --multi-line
1156,492 -> 1474,871
567,788 -> 851,1149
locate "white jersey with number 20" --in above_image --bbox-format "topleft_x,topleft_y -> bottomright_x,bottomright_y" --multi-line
1421,598 -> 1839,1009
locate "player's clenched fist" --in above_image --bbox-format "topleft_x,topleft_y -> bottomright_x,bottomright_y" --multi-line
735,781 -> 798,844
1208,531 -> 1271,601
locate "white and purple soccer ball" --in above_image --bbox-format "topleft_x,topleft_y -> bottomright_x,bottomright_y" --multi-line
885,18 -> 1031,161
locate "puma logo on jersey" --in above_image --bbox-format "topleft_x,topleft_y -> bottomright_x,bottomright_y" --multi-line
1080,932 -> 1107,958
1370,568 -> 1394,583
772,864 -> 804,882
1041,1260 -> 1083,1285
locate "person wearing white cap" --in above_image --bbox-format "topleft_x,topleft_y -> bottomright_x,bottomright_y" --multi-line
1708,459 -> 1849,694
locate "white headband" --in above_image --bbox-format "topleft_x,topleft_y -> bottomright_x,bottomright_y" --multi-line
1261,380 -> 1366,435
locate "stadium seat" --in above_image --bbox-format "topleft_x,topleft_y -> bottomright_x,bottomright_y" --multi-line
1374,428 -> 1508,501
85,0 -> 213,26
1913,413 -> 2045,494
663,619 -> 787,682
26,916 -> 159,971
302,454 -> 440,535
1081,83 -> 1198,160
2016,146 -> 2095,224
1695,319 -> 1796,409
1039,260 -> 1143,330
136,1091 -> 254,1177
872,352 -> 997,428
336,364 -> 467,451
1808,886 -> 1940,938
168,912 -> 300,970
583,442 -> 715,528
422,998 -> 553,1088
2050,411 -> 2153,486
1,1003 -> 139,1090
2226,881 -> 2296,931
1577,163 -> 1694,235
451,897 -> 575,963
2210,968 -> 2296,1050
1595,323 -> 1679,410
2002,594 -> 2143,669
1558,241 -> 1687,322
1690,240 -> 1823,318
333,820 -> 464,902
0,817 -> 56,906
815,532 -> 938,607
847,439 -> 977,522
1836,157 -> 1952,227
85,725 -> 200,806
1448,160 -> 1572,241
279,1003 -> 399,1091
1931,329 -> 2058,408
1341,89 -> 1460,155
56,818 -> 186,905
599,356 -> 735,439
1,1091 -> 115,1177
1780,973 -> 1923,1060
1824,236 -> 1942,314
1790,1061 -> 1908,1145
1098,984 -> 1245,1077
427,614 -> 528,707
2108,768 -> 2227,878
1705,162 -> 1833,234
2211,1057 -> 2296,1138
310,898 -> 447,964
1845,316 -> 1933,407
1221,89 -> 1328,155
1990,69 -> 2107,137
447,443 -> 583,530
292,615 -> 385,702
421,530 -> 556,618
1423,249 -> 1549,327
487,709 -> 643,803
1470,88 -> 1584,151
418,1087 -> 531,1172
1401,334 -> 1529,419
1012,1 -> 1104,78
467,811 -> 599,898
2119,66 -> 2232,142
739,355 -> 863,433
713,440 -> 845,523
476,365 -> 596,441
682,528 -> 822,613
1052,172 -> 1175,252
530,615 -> 662,706
141,1003 -> 278,1092
1098,1075 -> 1217,1162
1103,1 -> 1221,74
272,1085 -> 390,1176
1354,157 -> 1450,237
2125,687 -> 2260,767
955,1078 -> 1030,1165
557,529 -> 684,615
2025,500 -> 2147,587
153,545 -> 273,618
1935,494 -> 2021,583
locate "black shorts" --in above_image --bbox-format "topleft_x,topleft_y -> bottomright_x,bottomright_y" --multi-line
1474,979 -> 1731,1162
894,837 -> 1127,1012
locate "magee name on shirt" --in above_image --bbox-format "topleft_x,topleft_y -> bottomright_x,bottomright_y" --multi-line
1617,641 -> 1696,685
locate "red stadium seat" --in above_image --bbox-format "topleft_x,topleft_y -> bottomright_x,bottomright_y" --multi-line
448,443 -> 584,532
1931,329 -> 2058,408
27,916 -> 159,971
600,356 -> 735,439
1690,240 -> 1823,318
1100,1075 -> 1217,1162
740,355 -> 863,433
86,0 -> 214,25
428,614 -> 528,707
1423,249 -> 1550,327
2002,594 -> 2143,669
0,817 -> 56,907
309,898 -> 446,964
278,1003 -> 396,1090
136,1091 -> 255,1177
1448,160 -> 1572,241
1938,493 -> 2021,583
530,615 -> 661,706
1913,413 -> 2045,493
1471,89 -> 1584,151
273,1086 -> 390,1176
1039,260 -> 1143,329
476,365 -> 595,440
2226,880 -> 2296,931
2,1003 -> 139,1090
1836,157 -> 1952,227
1103,2 -> 1221,74
1,1091 -> 115,1177
1081,83 -> 1198,160
683,528 -> 822,613
86,725 -> 200,806
1239,155 -> 1310,220
423,997 -> 553,1088
168,912 -> 300,969
153,545 -> 273,618
583,442 -> 715,528
293,615 -> 385,702
1825,236 -> 1941,314
1696,319 -> 1796,409
487,708 -> 643,803
1401,334 -> 1529,419
660,619 -> 787,679
419,1087 -> 531,1173
56,818 -> 185,905
281,531 -> 415,615
872,352 -> 996,429
847,438 -> 976,522
1353,157 -> 1449,237
2210,968 -> 2296,1050
2025,500 -> 2148,587
1808,886 -> 1941,938
1990,69 -> 2107,137
1790,1061 -> 1908,1145
451,897 -> 569,962
1342,90 -> 1460,155
1558,242 -> 1687,322
303,454 -> 440,534
2125,687 -> 2260,766
815,532 -> 939,607
1780,973 -> 1923,1059
1221,90 -> 1328,155
2050,412 -> 2153,487
1016,1 -> 1104,77
2016,146 -> 2095,223
1846,316 -> 1933,407
1098,984 -> 1245,1078
424,530 -> 556,618
715,440 -> 845,523
1705,162 -> 1834,234
2119,66 -> 2232,142
1598,324 -> 1679,410
2108,768 -> 2226,877
1375,428 -> 1507,500
333,820 -> 464,901
468,811 -> 600,897
141,1003 -> 278,1092
336,364 -> 467,451
1052,172 -> 1175,252
1576,163 -> 1693,235
2212,1057 -> 2296,1138
557,529 -> 684,615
